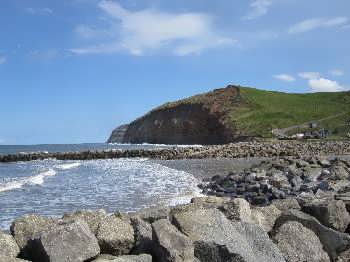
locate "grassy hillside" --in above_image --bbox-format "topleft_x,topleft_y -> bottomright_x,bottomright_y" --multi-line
231,87 -> 350,137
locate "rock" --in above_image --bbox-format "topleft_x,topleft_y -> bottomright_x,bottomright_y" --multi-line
273,221 -> 330,262
33,219 -> 100,262
302,200 -> 350,232
62,209 -> 107,235
319,159 -> 331,168
190,196 -> 230,208
0,256 -> 30,262
136,207 -> 170,223
0,231 -> 20,257
250,205 -> 281,232
303,167 -> 322,182
96,215 -> 135,256
337,249 -> 350,262
271,198 -> 301,212
130,216 -> 153,255
93,254 -> 152,262
173,208 -> 285,262
219,198 -> 253,223
10,215 -> 57,259
152,219 -> 194,262
273,209 -> 350,260
329,165 -> 349,180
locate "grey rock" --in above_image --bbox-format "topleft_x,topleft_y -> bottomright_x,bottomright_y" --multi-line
93,254 -> 152,262
173,208 -> 285,262
34,219 -> 100,262
219,198 -> 253,223
271,198 -> 301,212
10,215 -> 57,259
0,256 -> 30,262
303,167 -> 322,182
136,207 -> 170,223
130,216 -> 153,255
250,204 -> 281,232
152,219 -> 194,262
302,200 -> 350,232
96,215 -> 135,256
336,249 -> 350,262
273,221 -> 330,262
273,209 -> 350,260
0,231 -> 20,257
62,209 -> 107,235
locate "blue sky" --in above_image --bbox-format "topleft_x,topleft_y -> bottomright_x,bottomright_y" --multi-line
0,0 -> 349,145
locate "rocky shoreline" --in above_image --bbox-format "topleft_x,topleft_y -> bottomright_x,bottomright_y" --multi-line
1,141 -> 350,163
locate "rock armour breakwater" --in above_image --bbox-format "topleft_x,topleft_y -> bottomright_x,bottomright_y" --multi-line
1,141 -> 350,163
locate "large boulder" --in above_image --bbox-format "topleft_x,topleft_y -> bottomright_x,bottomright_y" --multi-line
0,257 -> 29,262
152,219 -> 194,262
10,215 -> 57,259
272,221 -> 330,262
302,200 -> 350,232
219,198 -> 253,223
62,209 -> 107,235
172,208 -> 285,262
273,209 -> 350,261
130,216 -> 153,255
250,204 -> 282,232
96,215 -> 135,256
93,254 -> 152,262
271,198 -> 301,212
33,219 -> 100,262
0,231 -> 20,257
135,207 -> 170,224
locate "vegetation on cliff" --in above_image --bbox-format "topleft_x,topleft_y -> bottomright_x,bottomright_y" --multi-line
108,85 -> 350,144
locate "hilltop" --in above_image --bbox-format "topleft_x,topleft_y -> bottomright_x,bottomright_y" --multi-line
108,85 -> 350,144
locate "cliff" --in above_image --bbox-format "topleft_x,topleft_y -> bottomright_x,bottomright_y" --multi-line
108,85 -> 350,144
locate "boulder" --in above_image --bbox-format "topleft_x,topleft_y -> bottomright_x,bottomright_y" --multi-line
62,209 -> 107,235
10,215 -> 57,259
273,221 -> 330,262
0,231 -> 20,257
96,215 -> 135,256
302,200 -> 350,232
273,209 -> 350,261
250,204 -> 281,232
0,256 -> 30,262
130,216 -> 153,255
152,219 -> 194,262
135,207 -> 170,223
219,198 -> 253,223
173,208 -> 285,262
271,198 -> 301,212
33,219 -> 100,262
337,248 -> 350,262
93,254 -> 152,262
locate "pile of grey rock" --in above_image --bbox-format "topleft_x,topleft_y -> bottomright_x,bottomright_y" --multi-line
201,157 -> 350,206
1,195 -> 350,261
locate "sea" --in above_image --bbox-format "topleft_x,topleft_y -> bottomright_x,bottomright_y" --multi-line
0,143 -> 203,230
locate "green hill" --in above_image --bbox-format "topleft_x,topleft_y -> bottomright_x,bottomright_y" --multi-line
108,85 -> 350,144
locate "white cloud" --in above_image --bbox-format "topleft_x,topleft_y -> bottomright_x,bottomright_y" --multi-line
330,69 -> 344,77
298,71 -> 321,79
243,0 -> 272,20
0,56 -> 6,64
70,0 -> 236,56
308,77 -> 346,92
273,74 -> 295,82
26,7 -> 53,15
289,17 -> 348,34
29,49 -> 59,60
75,25 -> 107,39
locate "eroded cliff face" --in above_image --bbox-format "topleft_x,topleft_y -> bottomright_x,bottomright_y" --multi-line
107,86 -> 246,145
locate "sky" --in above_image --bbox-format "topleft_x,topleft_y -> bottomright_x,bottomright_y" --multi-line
0,0 -> 349,145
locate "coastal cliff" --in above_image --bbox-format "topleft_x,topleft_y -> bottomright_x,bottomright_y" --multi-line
108,85 -> 350,144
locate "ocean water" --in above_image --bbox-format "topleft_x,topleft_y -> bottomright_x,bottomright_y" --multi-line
0,144 -> 202,230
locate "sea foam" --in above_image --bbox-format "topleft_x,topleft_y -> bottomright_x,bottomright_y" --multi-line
0,169 -> 56,193
55,162 -> 81,170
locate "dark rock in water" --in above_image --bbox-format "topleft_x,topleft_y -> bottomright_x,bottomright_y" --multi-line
272,221 -> 330,262
96,215 -> 135,256
273,209 -> 350,261
172,208 -> 285,262
152,219 -> 194,262
0,231 -> 20,257
107,124 -> 129,143
10,215 -> 57,259
301,200 -> 350,232
33,219 -> 100,262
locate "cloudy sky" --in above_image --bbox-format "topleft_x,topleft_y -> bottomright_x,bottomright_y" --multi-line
0,0 -> 349,144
